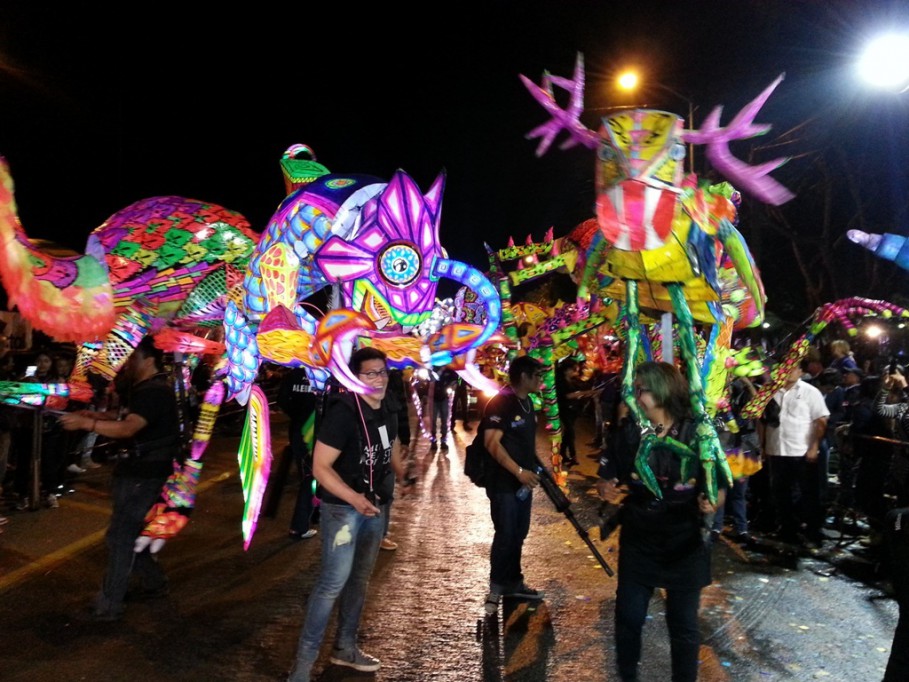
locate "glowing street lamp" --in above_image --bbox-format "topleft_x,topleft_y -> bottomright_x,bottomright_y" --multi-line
616,69 -> 639,92
857,33 -> 909,92
613,68 -> 696,170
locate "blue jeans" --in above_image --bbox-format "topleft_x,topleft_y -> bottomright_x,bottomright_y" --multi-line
615,577 -> 701,682
712,476 -> 749,534
431,398 -> 450,441
487,489 -> 532,593
94,475 -> 168,615
292,502 -> 386,673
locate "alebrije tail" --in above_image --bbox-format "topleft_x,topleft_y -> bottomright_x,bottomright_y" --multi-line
0,158 -> 115,342
238,385 -> 273,550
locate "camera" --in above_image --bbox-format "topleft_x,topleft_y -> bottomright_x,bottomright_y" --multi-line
598,501 -> 621,540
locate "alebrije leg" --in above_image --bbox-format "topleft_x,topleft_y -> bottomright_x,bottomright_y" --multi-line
622,280 -> 661,499
667,284 -> 730,503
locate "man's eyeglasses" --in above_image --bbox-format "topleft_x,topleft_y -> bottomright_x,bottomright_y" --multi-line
359,369 -> 389,379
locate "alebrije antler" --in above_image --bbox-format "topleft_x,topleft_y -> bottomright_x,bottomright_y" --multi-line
519,53 -> 598,156
683,75 -> 795,206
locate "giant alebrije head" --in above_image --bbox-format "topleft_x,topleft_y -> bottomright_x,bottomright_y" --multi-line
315,170 -> 446,330
596,110 -> 689,252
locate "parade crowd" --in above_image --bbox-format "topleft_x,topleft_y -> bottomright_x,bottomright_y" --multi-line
2,333 -> 908,682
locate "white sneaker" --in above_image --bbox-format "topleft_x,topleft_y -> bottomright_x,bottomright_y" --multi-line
46,494 -> 59,509
67,464 -> 86,474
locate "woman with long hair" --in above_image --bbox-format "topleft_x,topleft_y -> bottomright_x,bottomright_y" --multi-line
597,361 -> 721,682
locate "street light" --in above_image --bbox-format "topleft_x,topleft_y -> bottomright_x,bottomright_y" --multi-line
857,33 -> 909,92
614,69 -> 696,171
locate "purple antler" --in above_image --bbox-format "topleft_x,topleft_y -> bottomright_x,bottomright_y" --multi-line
683,75 -> 794,206
519,53 -> 598,157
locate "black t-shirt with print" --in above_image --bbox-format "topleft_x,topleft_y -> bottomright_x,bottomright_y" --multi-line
481,387 -> 538,493
317,393 -> 399,506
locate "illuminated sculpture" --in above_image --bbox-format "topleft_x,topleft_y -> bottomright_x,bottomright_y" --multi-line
520,55 -> 793,501
0,156 -> 259,546
0,158 -> 258,397
224,153 -> 502,404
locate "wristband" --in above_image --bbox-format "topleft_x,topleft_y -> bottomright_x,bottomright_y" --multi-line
517,466 -> 523,477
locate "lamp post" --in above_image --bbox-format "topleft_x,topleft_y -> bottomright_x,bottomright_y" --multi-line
615,69 -> 696,172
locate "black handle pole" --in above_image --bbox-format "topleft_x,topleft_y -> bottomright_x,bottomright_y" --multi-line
536,467 -> 615,577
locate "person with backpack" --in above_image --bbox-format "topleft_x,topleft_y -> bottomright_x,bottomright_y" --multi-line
481,354 -> 548,615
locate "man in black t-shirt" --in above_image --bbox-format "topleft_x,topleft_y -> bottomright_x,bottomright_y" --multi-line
289,347 -> 405,682
61,336 -> 179,621
481,354 -> 547,615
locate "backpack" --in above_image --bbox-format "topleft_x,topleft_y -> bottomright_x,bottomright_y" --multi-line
464,425 -> 490,488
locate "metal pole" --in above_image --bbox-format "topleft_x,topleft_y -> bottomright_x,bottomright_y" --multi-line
29,409 -> 43,510
688,100 -> 695,173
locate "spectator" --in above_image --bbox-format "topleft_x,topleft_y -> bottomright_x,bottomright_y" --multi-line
829,339 -> 859,373
712,376 -> 760,544
276,368 -> 320,541
429,366 -> 457,452
848,375 -> 893,541
14,350 -> 65,510
556,359 -> 585,467
759,360 -> 830,548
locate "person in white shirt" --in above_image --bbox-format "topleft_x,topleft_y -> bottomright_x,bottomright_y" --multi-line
759,360 -> 830,546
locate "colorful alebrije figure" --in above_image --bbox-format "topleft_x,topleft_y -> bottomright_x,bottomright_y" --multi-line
0,157 -> 259,399
0,156 -> 260,548
224,148 -> 502,403
520,55 -> 795,502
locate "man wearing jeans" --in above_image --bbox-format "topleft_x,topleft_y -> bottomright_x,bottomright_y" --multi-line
289,347 -> 404,682
482,354 -> 547,615
59,335 -> 179,621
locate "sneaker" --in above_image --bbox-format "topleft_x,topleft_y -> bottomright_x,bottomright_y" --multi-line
329,647 -> 380,672
289,529 -> 317,541
380,537 -> 398,551
15,497 -> 29,511
46,494 -> 59,509
503,583 -> 544,600
732,531 -> 754,545
484,592 -> 502,615
0,515 -> 8,526
67,463 -> 86,474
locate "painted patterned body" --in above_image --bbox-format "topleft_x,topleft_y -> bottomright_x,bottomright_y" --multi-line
519,57 -> 793,501
225,164 -> 501,402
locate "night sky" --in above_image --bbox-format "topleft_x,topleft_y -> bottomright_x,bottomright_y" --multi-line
1,1 -> 908,319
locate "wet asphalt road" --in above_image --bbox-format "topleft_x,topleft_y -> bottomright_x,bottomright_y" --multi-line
0,411 -> 899,681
